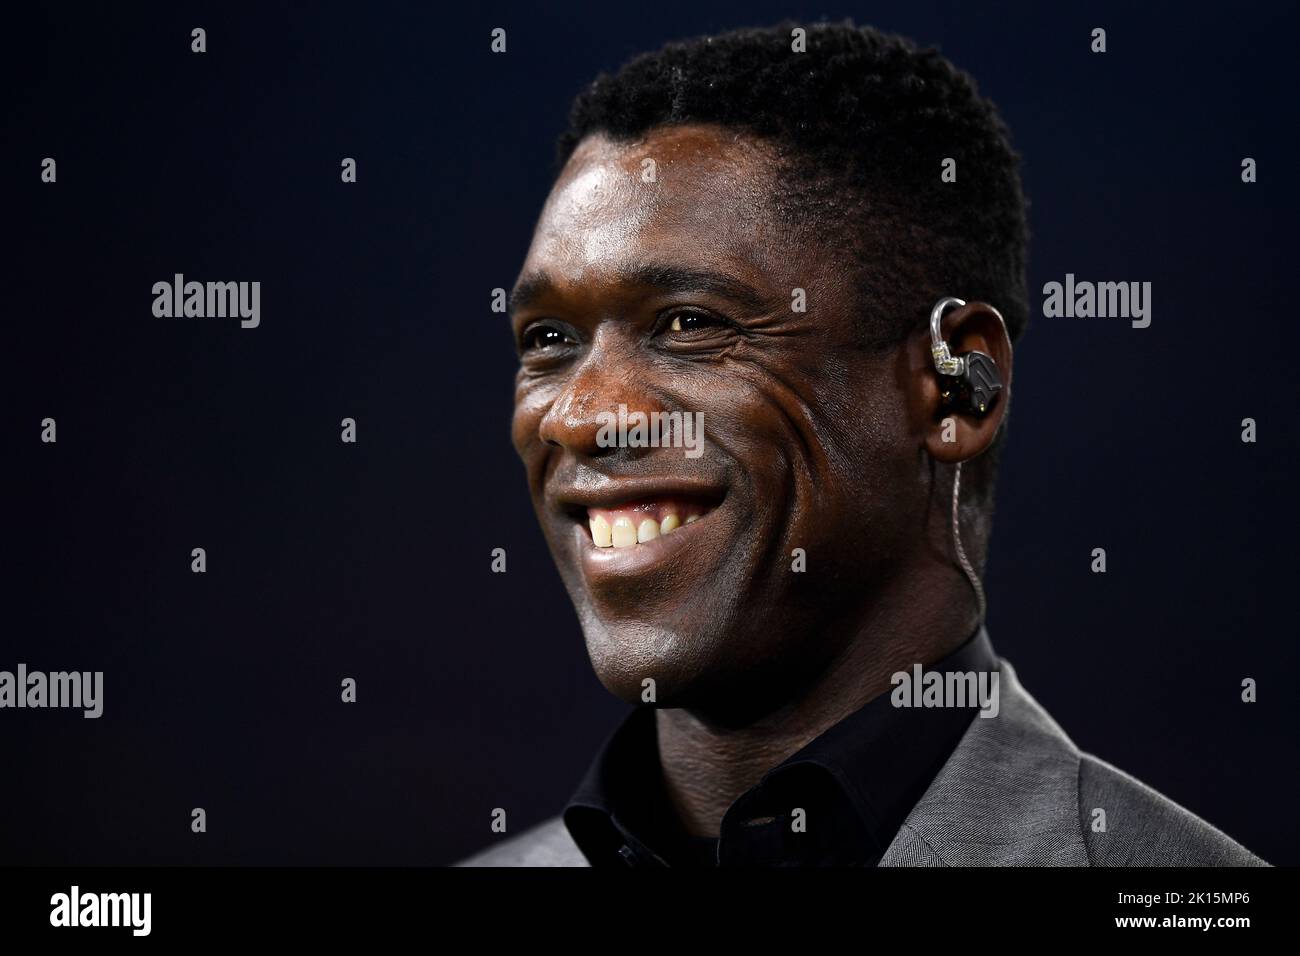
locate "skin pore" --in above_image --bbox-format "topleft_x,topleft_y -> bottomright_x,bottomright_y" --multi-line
509,124 -> 1013,837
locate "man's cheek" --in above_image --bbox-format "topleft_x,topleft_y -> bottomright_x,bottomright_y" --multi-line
510,392 -> 547,461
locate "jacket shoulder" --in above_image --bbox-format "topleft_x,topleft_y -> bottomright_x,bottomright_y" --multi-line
1078,753 -> 1267,866
454,815 -> 589,867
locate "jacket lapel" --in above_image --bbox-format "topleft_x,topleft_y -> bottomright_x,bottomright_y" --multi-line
879,658 -> 1090,866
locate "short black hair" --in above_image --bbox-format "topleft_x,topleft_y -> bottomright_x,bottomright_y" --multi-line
558,20 -> 1029,350
556,20 -> 1029,548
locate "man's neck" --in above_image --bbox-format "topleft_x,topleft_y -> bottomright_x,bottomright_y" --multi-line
654,564 -> 979,838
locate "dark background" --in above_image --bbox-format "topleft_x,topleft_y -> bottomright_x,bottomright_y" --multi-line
5,1 -> 1297,865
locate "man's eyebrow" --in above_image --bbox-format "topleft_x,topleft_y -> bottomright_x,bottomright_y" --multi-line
508,272 -> 554,315
617,264 -> 767,312
509,264 -> 767,315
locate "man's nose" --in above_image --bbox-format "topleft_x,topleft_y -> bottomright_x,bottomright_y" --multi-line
537,335 -> 667,457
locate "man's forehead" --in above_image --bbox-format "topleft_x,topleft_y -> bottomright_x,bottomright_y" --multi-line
521,126 -> 783,291
572,123 -> 775,166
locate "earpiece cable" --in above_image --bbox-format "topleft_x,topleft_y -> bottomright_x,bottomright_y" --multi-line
950,460 -> 987,624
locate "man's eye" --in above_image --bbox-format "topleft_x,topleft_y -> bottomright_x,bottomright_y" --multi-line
522,325 -> 573,351
668,311 -> 721,333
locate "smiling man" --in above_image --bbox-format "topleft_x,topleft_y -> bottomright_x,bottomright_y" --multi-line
460,22 -> 1264,867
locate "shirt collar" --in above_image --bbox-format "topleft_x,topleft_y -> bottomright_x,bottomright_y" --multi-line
564,626 -> 1000,866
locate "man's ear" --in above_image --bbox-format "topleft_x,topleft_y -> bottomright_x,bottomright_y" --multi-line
909,301 -> 1014,463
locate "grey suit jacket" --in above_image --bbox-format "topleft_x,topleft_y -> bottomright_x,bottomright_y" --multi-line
457,658 -> 1266,867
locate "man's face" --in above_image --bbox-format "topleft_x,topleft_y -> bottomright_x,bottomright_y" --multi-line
510,125 -> 928,717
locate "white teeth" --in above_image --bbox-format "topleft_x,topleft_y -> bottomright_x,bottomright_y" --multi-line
611,516 -> 638,548
588,509 -> 706,547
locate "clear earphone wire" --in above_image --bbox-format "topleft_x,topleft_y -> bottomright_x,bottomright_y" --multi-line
950,460 -> 987,624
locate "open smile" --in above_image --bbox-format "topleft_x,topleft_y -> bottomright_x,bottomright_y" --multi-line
550,481 -> 727,579
585,495 -> 719,548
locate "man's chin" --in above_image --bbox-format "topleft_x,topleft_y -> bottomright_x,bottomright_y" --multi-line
580,617 -> 721,707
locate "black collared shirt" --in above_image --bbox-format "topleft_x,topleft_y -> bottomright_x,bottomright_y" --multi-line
563,627 -> 1000,866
